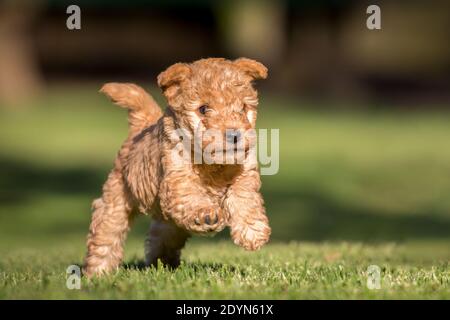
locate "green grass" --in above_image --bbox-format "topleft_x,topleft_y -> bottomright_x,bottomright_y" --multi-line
0,86 -> 449,299
1,241 -> 449,299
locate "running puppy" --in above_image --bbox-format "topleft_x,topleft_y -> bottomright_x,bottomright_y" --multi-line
84,58 -> 271,277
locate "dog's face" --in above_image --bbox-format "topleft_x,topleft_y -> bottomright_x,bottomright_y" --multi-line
158,58 -> 267,163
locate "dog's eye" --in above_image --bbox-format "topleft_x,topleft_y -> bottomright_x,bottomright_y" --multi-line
198,105 -> 209,115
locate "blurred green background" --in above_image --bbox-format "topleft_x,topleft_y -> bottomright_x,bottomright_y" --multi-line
1,91 -> 450,253
0,1 -> 449,257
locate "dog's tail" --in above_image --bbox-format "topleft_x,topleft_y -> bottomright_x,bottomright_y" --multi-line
100,83 -> 163,136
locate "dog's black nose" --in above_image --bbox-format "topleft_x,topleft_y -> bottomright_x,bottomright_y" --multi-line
226,130 -> 241,144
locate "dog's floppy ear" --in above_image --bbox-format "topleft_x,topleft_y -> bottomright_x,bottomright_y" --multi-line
234,58 -> 268,80
157,63 -> 191,92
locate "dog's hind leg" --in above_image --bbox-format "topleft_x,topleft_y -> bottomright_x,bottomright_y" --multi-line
144,219 -> 189,269
84,170 -> 135,277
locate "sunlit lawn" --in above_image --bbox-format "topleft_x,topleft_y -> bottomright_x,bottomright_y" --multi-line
0,87 -> 449,299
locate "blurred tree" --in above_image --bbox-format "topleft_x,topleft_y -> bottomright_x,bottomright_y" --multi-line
217,0 -> 286,66
0,0 -> 44,107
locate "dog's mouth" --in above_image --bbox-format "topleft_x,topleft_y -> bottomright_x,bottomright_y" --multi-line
199,146 -> 249,165
201,142 -> 249,154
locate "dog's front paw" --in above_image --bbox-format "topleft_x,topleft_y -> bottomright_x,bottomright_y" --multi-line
186,207 -> 228,234
230,217 -> 271,251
